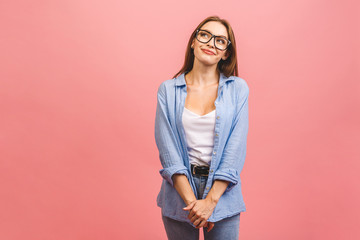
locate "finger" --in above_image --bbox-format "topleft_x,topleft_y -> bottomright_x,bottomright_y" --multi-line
183,202 -> 193,211
206,222 -> 213,232
193,216 -> 202,226
183,201 -> 196,210
190,214 -> 198,223
188,207 -> 199,220
207,222 -> 214,232
188,210 -> 196,220
194,216 -> 206,226
196,219 -> 207,229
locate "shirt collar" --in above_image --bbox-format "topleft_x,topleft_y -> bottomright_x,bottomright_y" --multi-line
175,71 -> 234,87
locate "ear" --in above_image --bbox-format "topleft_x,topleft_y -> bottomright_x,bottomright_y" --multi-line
222,50 -> 230,60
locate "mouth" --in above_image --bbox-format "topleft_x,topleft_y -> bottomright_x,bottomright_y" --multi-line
201,49 -> 215,55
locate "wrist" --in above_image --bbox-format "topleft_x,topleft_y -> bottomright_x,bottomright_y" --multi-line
185,198 -> 197,205
206,194 -> 219,205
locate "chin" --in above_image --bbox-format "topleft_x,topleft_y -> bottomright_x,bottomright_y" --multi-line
198,57 -> 219,66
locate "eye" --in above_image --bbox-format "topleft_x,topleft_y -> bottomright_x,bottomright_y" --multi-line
217,39 -> 225,44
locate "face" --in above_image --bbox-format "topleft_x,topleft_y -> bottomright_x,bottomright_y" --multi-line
191,21 -> 230,66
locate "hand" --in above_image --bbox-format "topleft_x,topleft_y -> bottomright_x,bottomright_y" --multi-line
183,200 -> 215,231
183,199 -> 217,229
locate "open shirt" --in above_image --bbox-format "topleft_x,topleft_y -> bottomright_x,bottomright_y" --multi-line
155,71 -> 249,225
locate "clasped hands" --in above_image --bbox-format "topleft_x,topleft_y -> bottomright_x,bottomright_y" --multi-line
183,198 -> 217,232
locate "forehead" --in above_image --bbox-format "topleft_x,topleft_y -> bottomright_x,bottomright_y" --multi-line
201,21 -> 228,38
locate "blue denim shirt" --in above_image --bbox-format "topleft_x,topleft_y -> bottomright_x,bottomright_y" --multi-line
155,71 -> 249,224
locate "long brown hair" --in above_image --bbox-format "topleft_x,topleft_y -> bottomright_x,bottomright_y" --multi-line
172,15 -> 238,79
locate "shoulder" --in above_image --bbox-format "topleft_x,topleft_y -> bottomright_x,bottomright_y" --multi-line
157,78 -> 176,97
229,76 -> 249,100
232,76 -> 249,92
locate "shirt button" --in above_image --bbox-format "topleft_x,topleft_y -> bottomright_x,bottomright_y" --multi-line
206,187 -> 209,190
215,133 -> 219,137
213,151 -> 216,155
216,116 -> 220,119
210,169 -> 213,173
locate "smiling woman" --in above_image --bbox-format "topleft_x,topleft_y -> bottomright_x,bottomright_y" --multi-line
155,15 -> 249,240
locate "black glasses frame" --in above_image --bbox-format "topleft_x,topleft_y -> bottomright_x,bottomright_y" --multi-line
195,29 -> 231,51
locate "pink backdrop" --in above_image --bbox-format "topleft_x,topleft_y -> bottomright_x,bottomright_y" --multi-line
1,0 -> 359,239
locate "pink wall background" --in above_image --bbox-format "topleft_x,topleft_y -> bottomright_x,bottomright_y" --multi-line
1,0 -> 359,239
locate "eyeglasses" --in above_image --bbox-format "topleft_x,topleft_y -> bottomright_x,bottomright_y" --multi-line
195,29 -> 231,51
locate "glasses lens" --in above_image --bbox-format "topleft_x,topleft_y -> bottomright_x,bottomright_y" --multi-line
196,30 -> 229,50
214,37 -> 229,50
196,30 -> 211,43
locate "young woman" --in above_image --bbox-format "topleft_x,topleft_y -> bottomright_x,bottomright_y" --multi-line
155,15 -> 249,240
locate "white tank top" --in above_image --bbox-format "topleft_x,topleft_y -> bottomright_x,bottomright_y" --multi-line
182,106 -> 216,167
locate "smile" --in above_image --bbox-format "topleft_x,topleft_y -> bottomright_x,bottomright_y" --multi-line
201,49 -> 215,55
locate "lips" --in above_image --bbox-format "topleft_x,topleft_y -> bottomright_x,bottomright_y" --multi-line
201,49 -> 215,55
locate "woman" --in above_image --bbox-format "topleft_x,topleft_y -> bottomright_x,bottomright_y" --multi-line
155,15 -> 249,240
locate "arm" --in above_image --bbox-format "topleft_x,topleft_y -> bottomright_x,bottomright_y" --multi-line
212,83 -> 249,192
205,180 -> 230,204
173,174 -> 197,205
154,82 -> 192,189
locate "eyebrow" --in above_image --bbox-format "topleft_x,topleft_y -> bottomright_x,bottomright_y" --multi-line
202,29 -> 228,39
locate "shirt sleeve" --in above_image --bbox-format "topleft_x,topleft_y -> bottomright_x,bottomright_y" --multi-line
213,83 -> 249,192
154,82 -> 191,186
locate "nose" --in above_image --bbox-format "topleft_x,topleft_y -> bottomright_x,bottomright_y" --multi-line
206,37 -> 215,48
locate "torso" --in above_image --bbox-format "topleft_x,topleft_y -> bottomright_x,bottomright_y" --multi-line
184,76 -> 219,116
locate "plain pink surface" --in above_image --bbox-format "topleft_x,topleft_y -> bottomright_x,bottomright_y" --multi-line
0,0 -> 359,239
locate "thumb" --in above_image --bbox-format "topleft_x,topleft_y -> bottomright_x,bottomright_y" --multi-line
183,201 -> 196,210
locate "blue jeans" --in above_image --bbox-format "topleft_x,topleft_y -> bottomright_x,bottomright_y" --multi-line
161,174 -> 241,240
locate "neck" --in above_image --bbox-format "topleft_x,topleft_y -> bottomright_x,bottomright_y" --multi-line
185,62 -> 220,87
